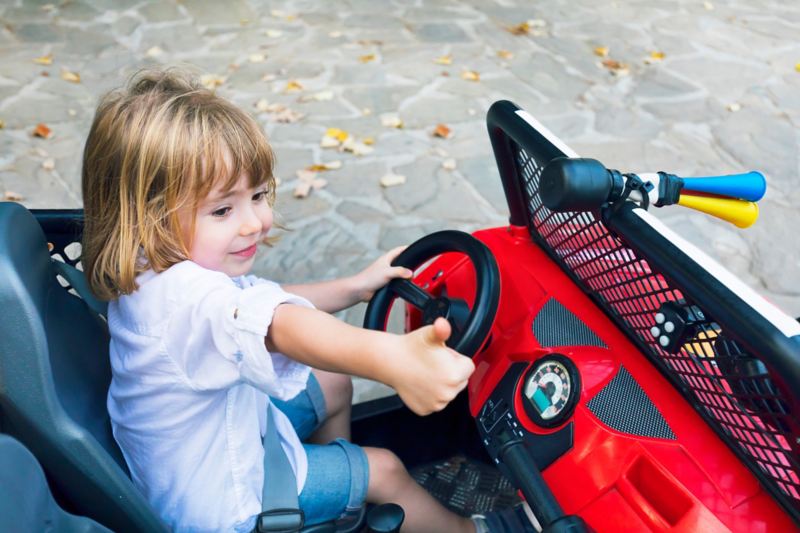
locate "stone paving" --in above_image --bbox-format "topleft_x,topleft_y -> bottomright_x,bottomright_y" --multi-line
1,0 -> 798,402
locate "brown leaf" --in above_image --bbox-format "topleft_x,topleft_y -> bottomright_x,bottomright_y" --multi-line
0,119 -> 5,129
32,123 -> 52,139
507,22 -> 530,35
4,191 -> 24,201
33,53 -> 53,65
358,54 -> 376,63
432,124 -> 451,139
601,59 -> 630,76
60,69 -> 80,83
496,50 -> 514,60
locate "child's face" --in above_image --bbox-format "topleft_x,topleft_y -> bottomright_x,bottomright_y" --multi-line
180,172 -> 273,277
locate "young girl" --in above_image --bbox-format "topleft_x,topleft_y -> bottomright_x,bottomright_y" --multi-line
80,69 -> 481,532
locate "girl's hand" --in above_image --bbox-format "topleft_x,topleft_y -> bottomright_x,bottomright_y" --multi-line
387,318 -> 475,415
354,246 -> 414,302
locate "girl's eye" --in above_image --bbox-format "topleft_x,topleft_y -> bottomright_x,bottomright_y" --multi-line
252,190 -> 267,202
211,207 -> 231,217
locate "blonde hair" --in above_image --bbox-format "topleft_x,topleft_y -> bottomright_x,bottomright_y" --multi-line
81,68 -> 276,300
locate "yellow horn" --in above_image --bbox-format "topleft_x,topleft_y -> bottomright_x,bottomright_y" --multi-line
677,194 -> 759,228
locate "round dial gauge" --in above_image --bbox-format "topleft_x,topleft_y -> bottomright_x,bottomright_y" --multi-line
521,355 -> 580,428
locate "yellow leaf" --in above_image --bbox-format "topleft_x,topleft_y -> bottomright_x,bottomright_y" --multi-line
649,51 -> 665,60
284,80 -> 304,92
496,50 -> 514,60
358,54 -> 376,63
325,128 -> 349,142
795,62 -> 800,73
461,70 -> 480,82
433,54 -> 452,65
362,137 -> 375,145
380,114 -> 403,129
33,54 -> 53,65
507,22 -> 530,35
60,69 -> 80,83
593,46 -> 609,57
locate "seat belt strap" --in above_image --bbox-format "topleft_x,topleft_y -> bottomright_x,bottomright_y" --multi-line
256,404 -> 304,533
51,259 -> 108,318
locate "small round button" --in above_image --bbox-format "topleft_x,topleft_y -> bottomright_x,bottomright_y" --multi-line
655,313 -> 665,324
650,326 -> 660,338
664,321 -> 675,333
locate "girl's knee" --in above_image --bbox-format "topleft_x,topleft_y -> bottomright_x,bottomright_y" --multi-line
314,370 -> 352,414
364,447 -> 408,501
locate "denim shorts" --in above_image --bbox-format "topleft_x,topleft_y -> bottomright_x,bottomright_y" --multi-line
270,373 -> 370,526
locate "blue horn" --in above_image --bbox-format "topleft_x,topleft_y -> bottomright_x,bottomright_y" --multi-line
678,171 -> 766,202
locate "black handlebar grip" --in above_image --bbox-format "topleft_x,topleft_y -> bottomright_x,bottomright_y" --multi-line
540,157 -> 614,212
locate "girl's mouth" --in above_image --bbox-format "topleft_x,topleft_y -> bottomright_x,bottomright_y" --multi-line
232,244 -> 257,258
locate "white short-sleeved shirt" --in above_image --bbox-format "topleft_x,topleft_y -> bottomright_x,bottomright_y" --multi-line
107,261 -> 313,532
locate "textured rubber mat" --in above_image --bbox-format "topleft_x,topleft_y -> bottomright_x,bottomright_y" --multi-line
410,455 -> 521,516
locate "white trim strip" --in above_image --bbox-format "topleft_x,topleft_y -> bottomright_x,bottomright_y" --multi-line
631,209 -> 800,338
515,110 -> 579,158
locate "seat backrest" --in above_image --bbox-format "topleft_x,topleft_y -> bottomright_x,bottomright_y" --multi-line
0,202 -> 166,532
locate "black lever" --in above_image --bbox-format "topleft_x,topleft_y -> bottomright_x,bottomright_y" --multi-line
495,429 -> 589,532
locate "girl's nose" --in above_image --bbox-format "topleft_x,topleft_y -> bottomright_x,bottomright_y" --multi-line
239,208 -> 262,236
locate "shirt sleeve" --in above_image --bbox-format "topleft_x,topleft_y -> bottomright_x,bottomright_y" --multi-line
163,267 -> 313,399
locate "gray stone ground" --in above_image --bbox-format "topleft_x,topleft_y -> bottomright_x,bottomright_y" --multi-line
1,0 -> 798,402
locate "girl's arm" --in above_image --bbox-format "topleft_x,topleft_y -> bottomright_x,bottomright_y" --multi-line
282,246 -> 412,313
266,304 -> 474,416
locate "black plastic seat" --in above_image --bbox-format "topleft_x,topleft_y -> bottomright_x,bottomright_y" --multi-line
0,433 -> 112,532
0,201 -> 167,532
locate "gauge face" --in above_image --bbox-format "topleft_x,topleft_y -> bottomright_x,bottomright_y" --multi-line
521,355 -> 580,428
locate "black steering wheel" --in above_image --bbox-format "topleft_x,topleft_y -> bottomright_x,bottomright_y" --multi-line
363,230 -> 500,357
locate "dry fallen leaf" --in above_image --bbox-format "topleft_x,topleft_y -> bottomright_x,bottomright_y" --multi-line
293,181 -> 312,198
380,113 -> 404,129
145,46 -> 163,58
593,46 -> 609,58
497,50 -> 514,60
298,90 -> 334,102
272,108 -> 304,123
362,136 -> 375,145
255,98 -> 271,112
262,73 -> 277,82
4,191 -> 23,201
249,53 -> 266,63
306,160 -> 342,172
726,102 -> 742,112
649,51 -> 665,60
380,173 -> 406,188
42,158 -> 55,171
311,178 -> 327,190
284,80 -> 304,92
703,1 -> 714,10
61,69 -> 80,83
0,119 -> 5,130
265,29 -> 283,38
341,137 -> 373,156
200,74 -> 225,90
358,54 -> 376,63
795,62 -> 800,73
33,53 -> 53,65
432,124 -> 452,139
329,31 -> 343,38
32,123 -> 52,139
442,158 -> 457,171
326,127 -> 349,142
601,59 -> 630,76
461,70 -> 480,82
433,54 -> 452,65
507,22 -> 530,35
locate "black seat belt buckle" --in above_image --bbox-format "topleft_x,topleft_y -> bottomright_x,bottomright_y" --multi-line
255,508 -> 305,533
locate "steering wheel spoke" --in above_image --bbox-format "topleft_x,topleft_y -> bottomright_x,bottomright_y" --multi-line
389,278 -> 432,310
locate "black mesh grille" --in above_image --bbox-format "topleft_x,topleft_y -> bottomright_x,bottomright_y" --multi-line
587,366 -> 676,440
533,298 -> 606,348
515,146 -> 800,515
